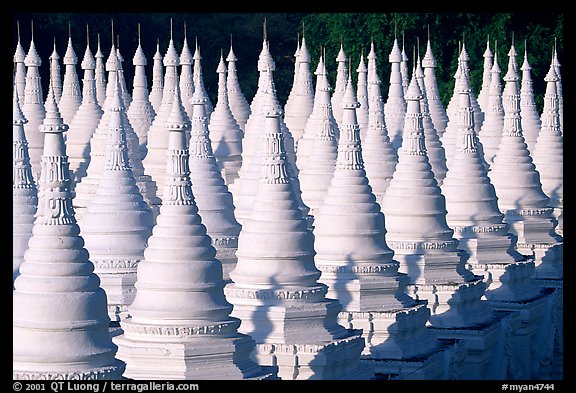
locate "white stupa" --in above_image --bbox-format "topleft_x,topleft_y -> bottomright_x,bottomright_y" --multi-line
400,35 -> 410,96
313,77 -> 441,373
142,27 -> 189,201
224,109 -> 368,380
384,35 -> 406,150
95,34 -> 108,108
331,43 -> 348,128
149,39 -> 164,114
442,43 -> 484,165
232,77 -> 309,227
283,34 -> 300,119
188,86 -> 242,283
296,51 -> 339,171
478,44 -> 504,167
59,32 -> 83,125
520,43 -> 542,154
127,25 -> 156,160
356,52 -> 370,139
532,61 -> 563,237
298,53 -> 339,216
48,39 -> 63,103
367,41 -> 378,99
113,88 -> 276,380
192,40 -> 214,118
21,25 -> 46,180
13,85 -> 125,380
207,52 -> 243,185
66,31 -> 104,188
489,41 -> 563,283
283,35 -> 315,145
13,87 -> 37,284
232,33 -> 277,179
415,49 -> 448,185
80,75 -> 155,324
115,43 -> 132,109
179,25 -> 195,120
362,54 -> 398,207
551,43 -> 563,133
226,38 -> 251,132
381,72 -> 493,330
422,34 -> 449,138
73,39 -> 160,221
441,68 -> 541,304
476,36 -> 493,116
13,22 -> 27,103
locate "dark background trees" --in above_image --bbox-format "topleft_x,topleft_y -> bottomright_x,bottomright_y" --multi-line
12,12 -> 563,113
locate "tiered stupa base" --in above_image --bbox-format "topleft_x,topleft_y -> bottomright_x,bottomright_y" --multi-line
13,363 -> 125,381
254,331 -> 368,380
114,321 -> 277,380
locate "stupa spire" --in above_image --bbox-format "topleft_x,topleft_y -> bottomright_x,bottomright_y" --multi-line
13,84 -> 125,379
21,20 -> 46,181
13,20 -> 27,102
384,34 -> 406,150
226,36 -> 251,132
59,28 -> 83,125
149,39 -> 164,114
179,22 -> 195,120
127,23 -> 157,160
95,33 -> 107,107
477,35 -> 493,115
207,51 -> 243,185
284,32 -> 315,148
48,38 -> 63,103
192,39 -> 214,117
422,31 -> 449,137
142,22 -> 190,204
415,44 -> 448,185
478,41 -> 504,167
66,28 -> 104,187
520,41 -> 542,154
331,41 -> 349,128
356,51 -> 370,139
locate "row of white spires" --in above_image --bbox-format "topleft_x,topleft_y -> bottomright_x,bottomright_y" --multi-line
13,21 -> 562,380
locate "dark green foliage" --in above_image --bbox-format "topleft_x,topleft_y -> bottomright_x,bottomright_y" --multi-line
12,13 -> 562,113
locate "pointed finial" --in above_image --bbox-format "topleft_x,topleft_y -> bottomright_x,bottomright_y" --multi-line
68,21 -> 71,38
230,33 -> 233,47
138,23 -> 141,45
195,35 -> 198,52
97,33 -> 101,49
86,24 -> 90,47
184,21 -> 187,39
427,24 -> 430,41
17,20 -> 20,41
117,34 -> 120,49
302,19 -> 305,38
111,19 -> 114,46
170,17 -> 173,40
394,20 -> 397,38
53,36 -> 56,50
263,17 -> 267,41
31,20 -> 34,40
